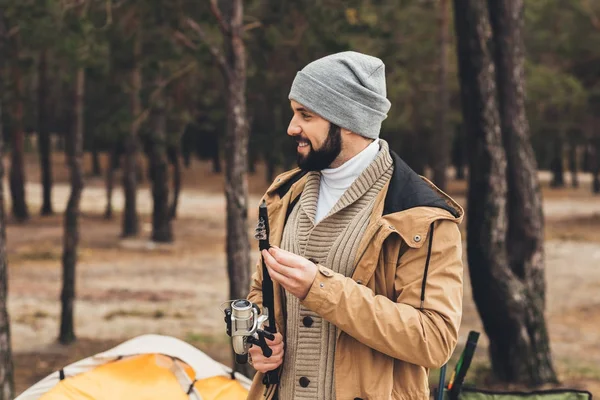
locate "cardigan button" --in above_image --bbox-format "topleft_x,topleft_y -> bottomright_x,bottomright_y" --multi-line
299,376 -> 310,387
302,316 -> 314,327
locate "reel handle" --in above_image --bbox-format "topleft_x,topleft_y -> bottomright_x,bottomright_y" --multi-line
247,330 -> 274,358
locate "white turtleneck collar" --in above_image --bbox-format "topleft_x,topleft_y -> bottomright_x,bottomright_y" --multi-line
315,139 -> 380,223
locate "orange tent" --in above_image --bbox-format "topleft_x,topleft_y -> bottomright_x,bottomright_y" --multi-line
16,335 -> 250,400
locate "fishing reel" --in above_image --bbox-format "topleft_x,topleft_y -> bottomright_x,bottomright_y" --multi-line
222,299 -> 275,364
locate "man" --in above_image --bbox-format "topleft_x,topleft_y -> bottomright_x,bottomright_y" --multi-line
247,51 -> 464,400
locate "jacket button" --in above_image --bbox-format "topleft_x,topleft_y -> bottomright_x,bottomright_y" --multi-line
299,377 -> 310,387
354,398 -> 364,400
356,279 -> 363,285
414,234 -> 422,242
302,316 -> 314,327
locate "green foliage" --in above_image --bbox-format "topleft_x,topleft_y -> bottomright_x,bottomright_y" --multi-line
1,0 -> 599,176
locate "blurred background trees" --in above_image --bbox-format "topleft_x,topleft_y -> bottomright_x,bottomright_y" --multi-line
1,0 -> 600,394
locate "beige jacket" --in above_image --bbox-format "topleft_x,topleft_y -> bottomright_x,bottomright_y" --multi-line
247,151 -> 464,400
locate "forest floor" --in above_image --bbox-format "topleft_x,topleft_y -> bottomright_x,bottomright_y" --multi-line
5,153 -> 600,397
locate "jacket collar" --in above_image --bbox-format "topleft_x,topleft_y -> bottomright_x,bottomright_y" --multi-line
263,151 -> 464,249
378,151 -> 464,248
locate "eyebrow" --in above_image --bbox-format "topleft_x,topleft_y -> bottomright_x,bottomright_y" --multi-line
292,105 -> 311,114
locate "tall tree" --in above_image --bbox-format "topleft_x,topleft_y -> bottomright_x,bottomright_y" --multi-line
148,88 -> 173,242
567,129 -> 580,188
8,30 -> 29,221
487,0 -> 557,382
104,148 -> 118,219
122,25 -> 142,237
432,0 -> 451,190
454,0 -> 557,385
181,0 -> 251,376
38,48 -> 53,215
168,146 -> 181,219
59,1 -> 92,344
0,10 -> 15,399
59,65 -> 85,344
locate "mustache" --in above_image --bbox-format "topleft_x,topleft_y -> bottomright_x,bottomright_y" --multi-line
290,135 -> 311,145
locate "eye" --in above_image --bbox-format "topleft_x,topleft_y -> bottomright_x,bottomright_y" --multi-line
301,112 -> 311,120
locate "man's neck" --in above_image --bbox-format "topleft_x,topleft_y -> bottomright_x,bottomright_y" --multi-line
329,137 -> 375,168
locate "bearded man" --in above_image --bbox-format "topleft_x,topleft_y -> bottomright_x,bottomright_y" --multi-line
247,51 -> 464,400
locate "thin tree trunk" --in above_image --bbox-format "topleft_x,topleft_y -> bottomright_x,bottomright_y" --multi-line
59,67 -> 85,345
452,125 -> 467,180
168,146 -> 181,220
0,107 -> 14,399
91,147 -> 102,176
10,35 -> 29,221
38,48 -> 53,215
266,157 -> 276,183
593,139 -> 600,194
487,0 -> 557,384
0,12 -> 15,398
432,0 -> 450,190
104,148 -> 117,219
225,0 -> 251,304
212,141 -> 221,173
407,86 -> 427,175
568,139 -> 578,188
550,134 -> 564,188
223,0 -> 252,378
149,90 -> 172,242
122,29 -> 141,237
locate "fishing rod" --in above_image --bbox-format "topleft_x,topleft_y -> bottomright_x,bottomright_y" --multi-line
223,200 -> 280,385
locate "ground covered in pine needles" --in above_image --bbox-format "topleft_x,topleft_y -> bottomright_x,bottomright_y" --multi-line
6,154 -> 600,396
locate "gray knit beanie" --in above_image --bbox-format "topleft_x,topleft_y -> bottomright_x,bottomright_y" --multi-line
288,51 -> 391,139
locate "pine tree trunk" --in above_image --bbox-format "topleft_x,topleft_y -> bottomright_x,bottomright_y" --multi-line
149,90 -> 172,242
91,147 -> 102,176
212,142 -> 222,173
550,134 -> 564,188
168,146 -> 181,220
38,48 -> 53,215
223,0 -> 252,378
454,3 -> 510,387
122,29 -> 141,237
432,0 -> 450,190
568,140 -> 578,188
593,139 -> 600,194
266,158 -> 276,184
9,36 -> 29,222
407,86 -> 427,175
487,0 -> 557,384
452,125 -> 467,180
0,13 -> 15,397
104,148 -> 117,219
225,2 -> 251,303
59,67 -> 85,345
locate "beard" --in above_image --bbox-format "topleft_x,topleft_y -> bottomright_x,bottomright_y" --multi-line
295,124 -> 342,172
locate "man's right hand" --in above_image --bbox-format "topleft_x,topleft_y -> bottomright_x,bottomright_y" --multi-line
248,332 -> 284,373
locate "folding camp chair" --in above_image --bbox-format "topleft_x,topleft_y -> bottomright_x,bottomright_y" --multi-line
435,331 -> 593,400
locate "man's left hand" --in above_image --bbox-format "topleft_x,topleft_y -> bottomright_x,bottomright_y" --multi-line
261,246 -> 318,300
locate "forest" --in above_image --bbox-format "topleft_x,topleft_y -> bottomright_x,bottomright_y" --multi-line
1,0 -> 600,399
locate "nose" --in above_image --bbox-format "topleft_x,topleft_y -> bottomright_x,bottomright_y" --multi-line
287,117 -> 301,136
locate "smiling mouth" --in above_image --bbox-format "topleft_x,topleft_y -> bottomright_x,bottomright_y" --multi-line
296,138 -> 310,149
